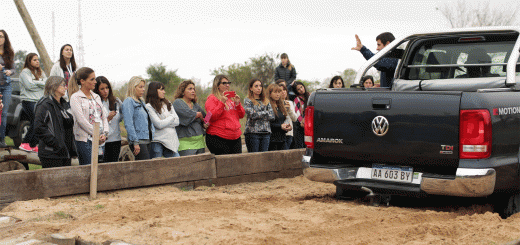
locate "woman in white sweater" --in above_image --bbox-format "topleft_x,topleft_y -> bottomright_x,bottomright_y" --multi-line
19,53 -> 47,152
145,82 -> 180,158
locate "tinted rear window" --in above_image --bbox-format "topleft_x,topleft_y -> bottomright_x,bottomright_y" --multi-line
403,33 -> 520,80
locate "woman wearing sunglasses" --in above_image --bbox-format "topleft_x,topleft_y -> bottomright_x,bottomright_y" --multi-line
204,75 -> 245,155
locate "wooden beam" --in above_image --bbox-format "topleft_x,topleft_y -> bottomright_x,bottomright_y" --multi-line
13,0 -> 53,76
215,149 -> 305,178
0,153 -> 216,207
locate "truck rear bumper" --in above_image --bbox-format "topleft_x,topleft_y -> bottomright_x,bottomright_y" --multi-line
302,156 -> 496,197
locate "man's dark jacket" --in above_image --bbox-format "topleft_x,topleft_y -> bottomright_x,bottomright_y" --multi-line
360,46 -> 398,88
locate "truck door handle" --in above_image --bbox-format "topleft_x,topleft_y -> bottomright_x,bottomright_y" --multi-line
372,99 -> 391,110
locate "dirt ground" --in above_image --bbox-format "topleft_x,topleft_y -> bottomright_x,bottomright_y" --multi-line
1,175 -> 520,245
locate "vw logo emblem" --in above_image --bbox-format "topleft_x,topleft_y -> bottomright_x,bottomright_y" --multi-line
372,116 -> 389,136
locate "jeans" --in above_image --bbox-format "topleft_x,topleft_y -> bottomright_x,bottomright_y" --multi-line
284,135 -> 293,150
268,141 -> 285,151
129,143 -> 151,160
103,140 -> 121,163
75,140 -> 92,165
151,142 -> 179,158
245,133 -> 270,153
293,122 -> 305,149
22,101 -> 38,147
0,84 -> 12,140
178,148 -> 205,156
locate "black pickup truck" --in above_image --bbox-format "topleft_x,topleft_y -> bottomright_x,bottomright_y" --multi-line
302,27 -> 520,218
4,78 -> 31,147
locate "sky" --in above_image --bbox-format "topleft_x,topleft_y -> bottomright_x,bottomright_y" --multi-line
1,0 -> 516,88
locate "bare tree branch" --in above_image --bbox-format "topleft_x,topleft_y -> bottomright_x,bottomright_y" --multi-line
438,0 -> 519,28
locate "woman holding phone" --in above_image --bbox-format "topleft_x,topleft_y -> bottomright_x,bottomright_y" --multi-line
204,75 -> 245,155
267,83 -> 291,151
275,79 -> 298,150
94,76 -> 123,163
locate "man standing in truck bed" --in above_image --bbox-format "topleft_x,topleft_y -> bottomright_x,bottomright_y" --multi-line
352,32 -> 398,88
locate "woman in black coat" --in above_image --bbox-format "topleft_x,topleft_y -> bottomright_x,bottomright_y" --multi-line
34,76 -> 77,168
274,53 -> 297,99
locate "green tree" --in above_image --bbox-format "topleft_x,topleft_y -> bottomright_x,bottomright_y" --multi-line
341,68 -> 357,87
13,50 -> 27,77
146,63 -> 185,95
297,79 -> 321,93
211,62 -> 253,88
250,53 -> 278,84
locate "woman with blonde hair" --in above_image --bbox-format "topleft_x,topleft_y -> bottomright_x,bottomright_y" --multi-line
275,79 -> 298,150
69,67 -> 109,165
267,83 -> 291,151
173,80 -> 207,156
122,76 -> 153,160
204,74 -> 245,155
19,53 -> 47,152
243,78 -> 274,153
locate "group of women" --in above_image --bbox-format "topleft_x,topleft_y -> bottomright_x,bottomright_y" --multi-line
1,29 -> 327,168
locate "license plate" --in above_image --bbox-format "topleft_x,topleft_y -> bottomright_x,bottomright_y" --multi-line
371,164 -> 413,183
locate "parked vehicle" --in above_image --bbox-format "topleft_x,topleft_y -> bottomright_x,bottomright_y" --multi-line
5,78 -> 31,147
302,27 -> 520,218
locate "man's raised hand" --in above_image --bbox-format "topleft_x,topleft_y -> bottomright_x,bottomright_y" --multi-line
351,34 -> 363,51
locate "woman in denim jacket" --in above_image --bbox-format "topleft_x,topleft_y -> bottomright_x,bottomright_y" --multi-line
0,30 -> 15,148
122,76 -> 154,160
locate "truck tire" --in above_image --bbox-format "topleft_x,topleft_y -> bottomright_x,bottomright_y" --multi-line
11,120 -> 30,148
495,192 -> 520,218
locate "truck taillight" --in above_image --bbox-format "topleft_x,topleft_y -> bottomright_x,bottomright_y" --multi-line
304,106 -> 314,149
460,109 -> 491,159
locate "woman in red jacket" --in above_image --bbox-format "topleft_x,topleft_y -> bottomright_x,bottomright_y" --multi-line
205,75 -> 245,155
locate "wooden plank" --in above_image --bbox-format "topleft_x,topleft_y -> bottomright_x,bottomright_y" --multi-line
194,168 -> 303,188
0,153 -> 216,206
215,149 -> 305,178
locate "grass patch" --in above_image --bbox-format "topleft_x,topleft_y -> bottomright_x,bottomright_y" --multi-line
5,137 -> 14,146
95,204 -> 104,209
28,164 -> 42,170
54,211 -> 72,219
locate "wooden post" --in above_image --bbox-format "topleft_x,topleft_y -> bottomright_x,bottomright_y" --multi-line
90,122 -> 100,199
14,0 -> 53,76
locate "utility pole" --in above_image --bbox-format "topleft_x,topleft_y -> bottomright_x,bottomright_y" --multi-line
52,11 -> 55,62
77,0 -> 85,67
14,0 -> 53,76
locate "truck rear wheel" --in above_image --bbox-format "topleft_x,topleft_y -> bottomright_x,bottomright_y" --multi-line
11,120 -> 30,148
495,192 -> 520,218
